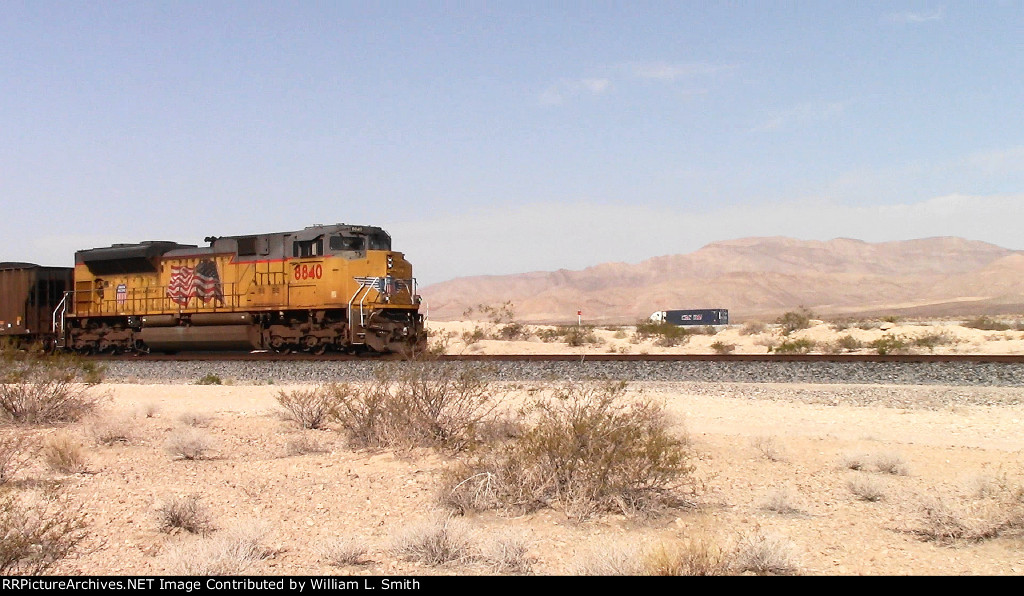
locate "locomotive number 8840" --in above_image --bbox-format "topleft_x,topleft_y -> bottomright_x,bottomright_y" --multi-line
47,223 -> 426,355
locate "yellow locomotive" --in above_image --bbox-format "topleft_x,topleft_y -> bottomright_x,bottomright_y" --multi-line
58,224 -> 425,355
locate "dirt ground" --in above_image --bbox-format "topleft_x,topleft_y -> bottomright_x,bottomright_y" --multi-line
22,375 -> 1024,576
427,319 -> 1024,356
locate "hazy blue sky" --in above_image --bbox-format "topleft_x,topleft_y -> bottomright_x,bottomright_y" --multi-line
2,2 -> 1022,284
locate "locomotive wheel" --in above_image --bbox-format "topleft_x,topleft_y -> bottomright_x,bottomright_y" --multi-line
311,343 -> 328,355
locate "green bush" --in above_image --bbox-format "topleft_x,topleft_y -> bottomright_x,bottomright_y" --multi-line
776,308 -> 814,335
912,332 -> 956,351
870,336 -> 908,355
538,326 -> 600,346
835,335 -> 863,352
495,322 -> 532,341
772,338 -> 816,354
195,374 -> 222,386
633,321 -> 691,347
963,316 -> 1011,331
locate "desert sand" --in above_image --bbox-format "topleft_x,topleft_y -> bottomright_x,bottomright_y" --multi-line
426,318 -> 1024,356
38,379 -> 1024,576
4,319 -> 1019,577
7,319 -> 1024,576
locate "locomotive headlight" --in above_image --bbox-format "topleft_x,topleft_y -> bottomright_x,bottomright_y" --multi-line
387,255 -> 393,270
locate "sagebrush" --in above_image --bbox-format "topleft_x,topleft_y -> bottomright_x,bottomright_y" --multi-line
0,347 -> 104,424
0,490 -> 88,575
329,361 -> 500,451
442,381 -> 693,520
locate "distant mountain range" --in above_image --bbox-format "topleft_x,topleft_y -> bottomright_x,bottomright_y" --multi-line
420,237 -> 1024,323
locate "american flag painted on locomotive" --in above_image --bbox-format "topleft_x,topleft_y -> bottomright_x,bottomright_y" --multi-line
167,259 -> 224,306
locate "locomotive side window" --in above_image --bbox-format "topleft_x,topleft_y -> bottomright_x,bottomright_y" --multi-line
293,238 -> 323,258
329,235 -> 364,252
237,237 -> 257,256
368,232 -> 391,251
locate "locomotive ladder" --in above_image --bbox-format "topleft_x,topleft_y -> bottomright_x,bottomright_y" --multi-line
347,280 -> 376,346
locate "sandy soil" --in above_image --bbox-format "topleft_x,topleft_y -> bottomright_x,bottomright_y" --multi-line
426,319 -> 1024,356
14,374 -> 1022,576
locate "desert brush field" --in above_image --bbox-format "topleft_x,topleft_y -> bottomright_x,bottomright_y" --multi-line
1,315 -> 1023,576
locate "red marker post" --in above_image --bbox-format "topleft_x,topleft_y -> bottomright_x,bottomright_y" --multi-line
577,310 -> 582,326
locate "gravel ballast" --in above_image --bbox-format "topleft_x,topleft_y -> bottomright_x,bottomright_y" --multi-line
99,359 -> 1024,388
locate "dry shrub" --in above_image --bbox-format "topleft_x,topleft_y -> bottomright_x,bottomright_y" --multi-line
283,434 -> 330,457
731,532 -> 800,575
874,452 -> 910,476
481,535 -> 534,574
848,476 -> 886,502
0,348 -> 104,424
0,489 -> 88,575
165,521 -> 275,574
137,401 -> 160,418
321,537 -> 371,567
276,387 -> 342,430
392,516 -> 476,566
907,484 -> 1024,544
740,321 -> 767,335
642,535 -> 732,576
442,381 -> 693,520
330,361 -> 500,452
87,415 -> 136,446
157,494 -> 213,535
165,428 -> 216,460
176,411 -> 211,427
0,432 -> 33,484
760,487 -> 803,514
571,541 -> 645,576
42,433 -> 88,474
839,452 -> 869,471
752,436 -> 785,462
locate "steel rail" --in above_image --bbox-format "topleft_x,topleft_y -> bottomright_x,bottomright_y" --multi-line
81,352 -> 1024,364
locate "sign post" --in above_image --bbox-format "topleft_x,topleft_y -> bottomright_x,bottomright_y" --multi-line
577,310 -> 582,326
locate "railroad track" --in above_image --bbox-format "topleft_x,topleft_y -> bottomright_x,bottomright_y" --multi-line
84,352 -> 1024,364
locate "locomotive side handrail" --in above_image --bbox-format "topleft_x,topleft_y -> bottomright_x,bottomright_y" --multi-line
51,291 -> 71,348
64,282 -> 245,317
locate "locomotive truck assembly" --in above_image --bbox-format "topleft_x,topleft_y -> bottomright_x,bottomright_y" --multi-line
0,224 -> 426,355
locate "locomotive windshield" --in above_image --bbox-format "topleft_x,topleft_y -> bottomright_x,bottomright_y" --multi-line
330,235 -> 364,252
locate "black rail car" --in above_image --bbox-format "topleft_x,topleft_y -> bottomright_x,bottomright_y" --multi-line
0,263 -> 73,348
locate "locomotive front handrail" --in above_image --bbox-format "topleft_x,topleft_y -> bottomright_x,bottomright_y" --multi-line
51,291 -> 71,348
